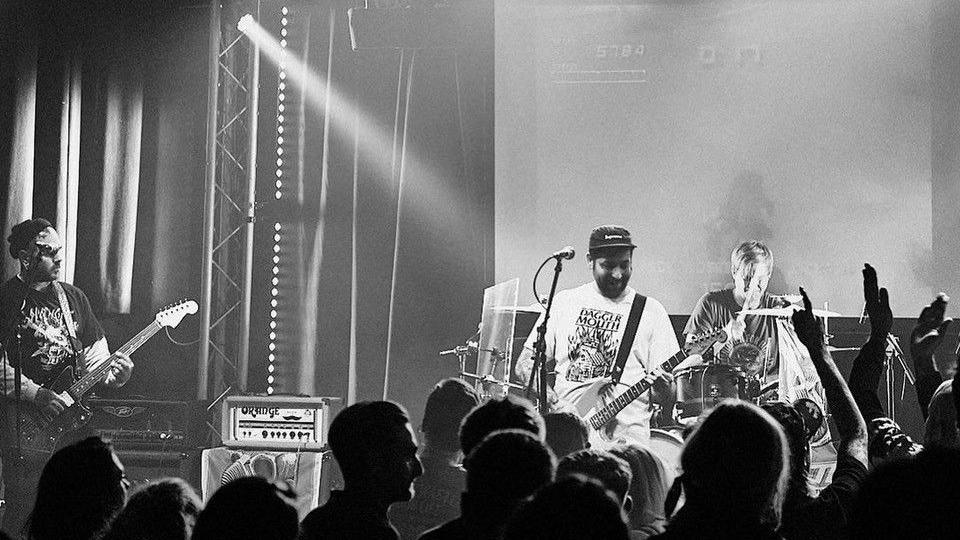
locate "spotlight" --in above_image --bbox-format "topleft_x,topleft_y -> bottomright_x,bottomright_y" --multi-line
237,14 -> 254,33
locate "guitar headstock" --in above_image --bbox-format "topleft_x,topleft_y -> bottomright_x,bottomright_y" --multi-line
684,327 -> 728,356
155,299 -> 199,329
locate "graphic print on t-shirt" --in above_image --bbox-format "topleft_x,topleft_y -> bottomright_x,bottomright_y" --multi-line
23,306 -> 77,372
565,307 -> 623,382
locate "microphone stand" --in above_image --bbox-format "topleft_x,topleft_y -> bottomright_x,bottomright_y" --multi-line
526,255 -> 565,414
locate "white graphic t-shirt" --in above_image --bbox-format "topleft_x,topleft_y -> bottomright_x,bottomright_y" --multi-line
524,282 -> 680,444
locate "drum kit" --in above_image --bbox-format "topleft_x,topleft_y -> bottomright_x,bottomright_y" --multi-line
670,304 -> 844,427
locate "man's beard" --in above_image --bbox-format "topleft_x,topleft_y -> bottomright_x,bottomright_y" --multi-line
600,279 -> 627,298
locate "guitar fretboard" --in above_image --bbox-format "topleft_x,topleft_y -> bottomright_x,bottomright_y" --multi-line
68,321 -> 162,398
588,349 -> 690,430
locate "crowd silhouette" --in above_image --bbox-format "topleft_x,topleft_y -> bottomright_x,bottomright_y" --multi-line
2,263 -> 958,540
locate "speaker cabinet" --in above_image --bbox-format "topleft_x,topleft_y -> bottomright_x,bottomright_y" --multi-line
201,447 -> 342,519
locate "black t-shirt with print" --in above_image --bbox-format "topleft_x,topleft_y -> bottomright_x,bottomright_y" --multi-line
684,288 -> 781,384
0,277 -> 104,386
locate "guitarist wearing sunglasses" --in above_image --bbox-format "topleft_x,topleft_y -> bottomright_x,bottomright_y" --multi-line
0,218 -> 133,531
516,225 -> 681,447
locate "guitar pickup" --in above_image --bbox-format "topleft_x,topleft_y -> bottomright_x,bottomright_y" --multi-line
58,391 -> 76,408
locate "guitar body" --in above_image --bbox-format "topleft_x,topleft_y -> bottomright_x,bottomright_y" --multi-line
5,366 -> 93,458
557,377 -> 632,449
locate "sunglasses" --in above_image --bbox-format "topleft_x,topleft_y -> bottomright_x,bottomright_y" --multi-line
35,243 -> 62,258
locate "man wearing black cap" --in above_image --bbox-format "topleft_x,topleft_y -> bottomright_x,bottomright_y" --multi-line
0,218 -> 134,530
516,225 -> 680,446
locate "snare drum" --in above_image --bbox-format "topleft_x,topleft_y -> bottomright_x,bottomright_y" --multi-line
673,364 -> 747,425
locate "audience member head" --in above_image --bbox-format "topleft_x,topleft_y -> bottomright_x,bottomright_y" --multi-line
461,429 -> 556,527
869,417 -> 922,464
103,477 -> 202,540
504,474 -> 630,540
328,400 -> 422,504
459,395 -> 545,456
421,378 -> 481,455
761,400 -> 810,508
609,444 -> 670,532
543,411 -> 590,458
191,477 -> 297,540
849,447 -> 960,539
557,449 -> 632,509
27,436 -> 128,540
678,400 -> 789,527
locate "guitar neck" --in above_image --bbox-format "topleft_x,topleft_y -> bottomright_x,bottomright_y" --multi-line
68,320 -> 162,398
588,349 -> 689,430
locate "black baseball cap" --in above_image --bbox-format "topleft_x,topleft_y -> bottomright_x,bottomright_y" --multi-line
588,225 -> 636,254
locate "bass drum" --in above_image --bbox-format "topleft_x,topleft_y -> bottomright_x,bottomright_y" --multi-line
673,364 -> 747,426
648,428 -> 684,481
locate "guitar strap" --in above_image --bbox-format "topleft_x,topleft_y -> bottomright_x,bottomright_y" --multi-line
608,293 -> 646,385
53,282 -> 81,372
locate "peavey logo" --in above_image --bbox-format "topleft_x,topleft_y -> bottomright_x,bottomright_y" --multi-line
103,405 -> 146,418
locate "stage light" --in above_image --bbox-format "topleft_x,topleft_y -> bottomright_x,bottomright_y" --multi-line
237,14 -> 254,33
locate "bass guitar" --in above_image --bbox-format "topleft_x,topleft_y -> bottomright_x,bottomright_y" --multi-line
559,327 -> 727,446
4,299 -> 197,457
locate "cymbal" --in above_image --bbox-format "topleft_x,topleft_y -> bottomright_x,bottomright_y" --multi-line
490,303 -> 544,314
737,306 -> 842,318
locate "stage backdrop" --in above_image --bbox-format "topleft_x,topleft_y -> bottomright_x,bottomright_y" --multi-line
495,0 -> 960,318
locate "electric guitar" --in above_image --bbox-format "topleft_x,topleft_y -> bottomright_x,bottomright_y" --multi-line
559,327 -> 727,446
3,300 -> 198,457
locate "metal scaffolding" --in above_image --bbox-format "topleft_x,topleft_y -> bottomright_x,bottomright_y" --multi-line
198,0 -> 261,439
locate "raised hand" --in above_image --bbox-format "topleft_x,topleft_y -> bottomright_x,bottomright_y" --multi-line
910,293 -> 952,359
863,263 -> 893,341
791,287 -> 824,354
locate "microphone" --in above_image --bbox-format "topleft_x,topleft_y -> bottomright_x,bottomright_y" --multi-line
552,246 -> 576,260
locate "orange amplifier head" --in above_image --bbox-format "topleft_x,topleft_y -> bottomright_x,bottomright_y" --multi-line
222,395 -> 341,451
